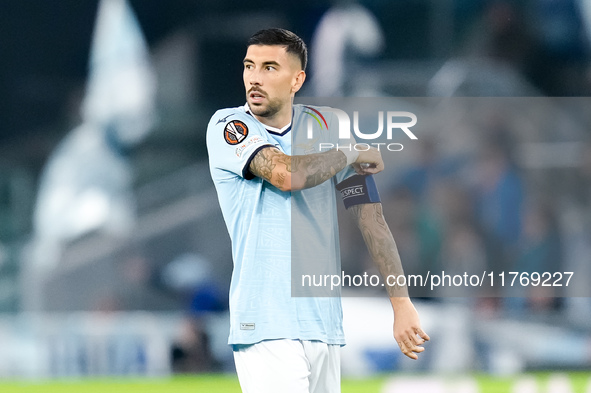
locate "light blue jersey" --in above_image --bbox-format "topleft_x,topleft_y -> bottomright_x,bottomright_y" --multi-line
207,103 -> 355,346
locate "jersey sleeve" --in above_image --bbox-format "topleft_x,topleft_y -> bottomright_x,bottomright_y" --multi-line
335,164 -> 357,185
206,110 -> 274,179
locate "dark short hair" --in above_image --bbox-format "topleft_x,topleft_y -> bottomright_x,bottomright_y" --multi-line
247,28 -> 308,71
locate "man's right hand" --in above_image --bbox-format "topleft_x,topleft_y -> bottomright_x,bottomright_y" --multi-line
353,147 -> 384,175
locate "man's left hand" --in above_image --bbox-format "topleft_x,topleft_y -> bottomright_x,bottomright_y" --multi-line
391,297 -> 430,360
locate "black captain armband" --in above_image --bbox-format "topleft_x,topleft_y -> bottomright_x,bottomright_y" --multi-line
336,175 -> 381,209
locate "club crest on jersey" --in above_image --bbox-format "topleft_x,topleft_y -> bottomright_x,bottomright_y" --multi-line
224,120 -> 249,145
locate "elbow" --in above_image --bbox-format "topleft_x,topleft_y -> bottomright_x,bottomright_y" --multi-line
274,171 -> 298,192
276,184 -> 292,192
286,173 -> 308,191
274,172 -> 308,192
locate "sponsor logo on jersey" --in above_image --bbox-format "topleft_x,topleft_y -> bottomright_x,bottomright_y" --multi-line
235,136 -> 264,157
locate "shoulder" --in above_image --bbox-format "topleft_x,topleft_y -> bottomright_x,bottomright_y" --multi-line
207,105 -> 250,128
207,105 -> 262,145
207,105 -> 272,153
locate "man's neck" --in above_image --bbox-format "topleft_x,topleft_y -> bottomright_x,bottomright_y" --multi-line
249,104 -> 292,130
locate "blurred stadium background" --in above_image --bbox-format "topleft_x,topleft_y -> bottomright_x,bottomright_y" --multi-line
1,0 -> 591,391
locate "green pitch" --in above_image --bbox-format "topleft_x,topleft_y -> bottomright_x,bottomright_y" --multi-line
0,372 -> 589,392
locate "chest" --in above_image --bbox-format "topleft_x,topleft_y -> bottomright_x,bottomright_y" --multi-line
266,131 -> 292,155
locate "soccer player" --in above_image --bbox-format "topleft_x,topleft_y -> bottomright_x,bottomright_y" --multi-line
207,28 -> 429,393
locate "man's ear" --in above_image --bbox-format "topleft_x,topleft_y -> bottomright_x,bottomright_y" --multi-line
291,70 -> 306,94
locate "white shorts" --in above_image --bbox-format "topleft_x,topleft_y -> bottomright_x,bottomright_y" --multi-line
233,339 -> 341,393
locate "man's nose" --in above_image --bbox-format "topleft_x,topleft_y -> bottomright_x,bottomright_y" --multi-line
249,69 -> 262,86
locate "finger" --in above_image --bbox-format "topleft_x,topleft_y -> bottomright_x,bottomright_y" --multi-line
412,330 -> 428,345
360,163 -> 383,174
351,163 -> 369,175
397,341 -> 414,357
405,352 -> 418,360
415,328 -> 430,341
406,332 -> 419,345
398,341 -> 418,360
404,336 -> 427,357
362,166 -> 381,175
409,334 -> 424,346
405,338 -> 422,350
404,339 -> 424,354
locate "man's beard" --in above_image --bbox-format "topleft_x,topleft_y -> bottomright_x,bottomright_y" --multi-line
248,96 -> 283,118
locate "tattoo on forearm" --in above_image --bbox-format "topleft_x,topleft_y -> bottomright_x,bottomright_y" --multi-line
249,147 -> 346,190
294,150 -> 346,189
351,203 -> 409,297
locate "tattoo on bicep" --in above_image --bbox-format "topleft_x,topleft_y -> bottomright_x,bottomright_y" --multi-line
250,148 -> 277,181
277,154 -> 292,172
276,171 -> 286,188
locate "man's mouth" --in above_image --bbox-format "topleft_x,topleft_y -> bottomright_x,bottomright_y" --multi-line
249,90 -> 266,103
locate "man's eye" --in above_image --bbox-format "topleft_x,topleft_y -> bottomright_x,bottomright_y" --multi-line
266,66 -> 275,71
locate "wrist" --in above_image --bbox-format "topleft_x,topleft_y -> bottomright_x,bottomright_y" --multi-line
336,147 -> 359,166
390,296 -> 412,311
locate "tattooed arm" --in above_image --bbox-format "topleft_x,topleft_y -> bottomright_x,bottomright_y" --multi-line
248,146 -> 383,192
350,202 -> 430,360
